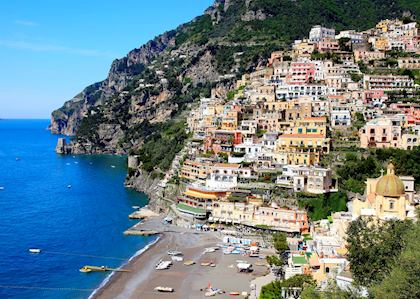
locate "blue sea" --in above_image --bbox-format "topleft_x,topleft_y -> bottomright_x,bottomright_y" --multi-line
0,119 -> 153,299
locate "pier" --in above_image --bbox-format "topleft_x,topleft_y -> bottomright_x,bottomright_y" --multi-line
80,265 -> 131,273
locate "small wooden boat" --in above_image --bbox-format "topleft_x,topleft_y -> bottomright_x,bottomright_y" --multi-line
29,248 -> 41,253
154,286 -> 174,293
183,260 -> 195,266
79,266 -> 92,273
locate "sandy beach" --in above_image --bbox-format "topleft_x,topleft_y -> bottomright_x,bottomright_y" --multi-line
91,218 -> 271,299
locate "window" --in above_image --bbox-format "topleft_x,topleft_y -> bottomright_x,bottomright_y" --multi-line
389,201 -> 395,210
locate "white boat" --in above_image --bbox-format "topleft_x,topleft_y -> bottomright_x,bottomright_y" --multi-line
0,187 -> 4,191
111,165 -> 116,168
155,261 -> 172,270
171,255 -> 183,262
167,250 -> 183,256
67,185 -> 72,188
132,206 -> 140,209
154,286 -> 174,293
29,248 -> 41,253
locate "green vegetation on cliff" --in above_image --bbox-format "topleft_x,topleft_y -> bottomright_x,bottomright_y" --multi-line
130,120 -> 189,173
337,148 -> 420,194
297,191 -> 348,221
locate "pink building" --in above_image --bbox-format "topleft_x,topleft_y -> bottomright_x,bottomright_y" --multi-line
389,103 -> 420,125
288,62 -> 315,85
316,38 -> 340,53
359,117 -> 402,148
364,90 -> 385,104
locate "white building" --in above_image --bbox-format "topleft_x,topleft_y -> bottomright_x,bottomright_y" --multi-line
275,84 -> 336,101
276,165 -> 337,194
330,106 -> 352,127
309,25 -> 336,42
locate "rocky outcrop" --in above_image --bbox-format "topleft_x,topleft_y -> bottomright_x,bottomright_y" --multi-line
241,9 -> 267,21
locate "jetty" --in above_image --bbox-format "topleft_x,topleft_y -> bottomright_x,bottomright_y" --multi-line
79,265 -> 131,273
124,229 -> 159,236
128,207 -> 159,219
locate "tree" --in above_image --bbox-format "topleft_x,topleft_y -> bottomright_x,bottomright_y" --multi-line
260,274 -> 316,299
346,217 -> 414,287
266,255 -> 283,266
272,232 -> 288,257
373,218 -> 420,298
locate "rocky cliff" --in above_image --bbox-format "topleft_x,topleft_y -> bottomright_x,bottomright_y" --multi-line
51,0 -> 419,156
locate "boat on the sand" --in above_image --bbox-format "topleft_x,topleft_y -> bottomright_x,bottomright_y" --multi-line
154,286 -> 174,293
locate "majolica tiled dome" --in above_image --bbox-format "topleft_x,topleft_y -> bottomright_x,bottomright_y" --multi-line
376,163 -> 405,197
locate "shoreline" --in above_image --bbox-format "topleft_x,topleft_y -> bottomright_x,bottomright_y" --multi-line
89,231 -> 164,299
90,217 -> 271,299
88,233 -> 162,299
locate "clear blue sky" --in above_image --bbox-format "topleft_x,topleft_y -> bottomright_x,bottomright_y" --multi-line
0,0 -> 213,119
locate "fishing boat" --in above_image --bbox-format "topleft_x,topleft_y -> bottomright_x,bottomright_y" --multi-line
154,286 -> 174,293
29,248 -> 41,253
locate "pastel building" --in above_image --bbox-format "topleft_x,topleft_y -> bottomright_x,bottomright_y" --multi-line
210,201 -> 309,233
275,133 -> 330,166
351,163 -> 417,221
363,74 -> 414,91
276,165 -> 337,194
359,117 -> 402,148
309,25 -> 336,42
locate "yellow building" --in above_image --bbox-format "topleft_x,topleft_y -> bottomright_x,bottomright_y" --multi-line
374,37 -> 390,51
352,163 -> 416,220
179,159 -> 212,181
275,133 -> 330,165
291,117 -> 328,137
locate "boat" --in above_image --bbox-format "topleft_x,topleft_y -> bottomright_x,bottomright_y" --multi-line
154,286 -> 174,293
79,265 -> 131,273
155,261 -> 172,270
132,206 -> 140,209
29,248 -> 41,253
183,260 -> 195,266
229,292 -> 240,296
200,262 -> 211,266
210,263 -> 216,267
79,266 -> 92,273
67,185 -> 72,188
111,165 -> 116,168
0,187 -> 4,190
167,250 -> 183,256
15,157 -> 21,161
171,255 -> 183,262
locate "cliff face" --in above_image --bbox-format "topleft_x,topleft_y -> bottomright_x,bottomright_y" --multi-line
50,0 -> 419,154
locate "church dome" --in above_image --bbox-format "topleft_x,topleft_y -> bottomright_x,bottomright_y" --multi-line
376,163 -> 405,197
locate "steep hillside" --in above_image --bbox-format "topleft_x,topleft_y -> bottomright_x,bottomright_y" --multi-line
50,0 -> 419,159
